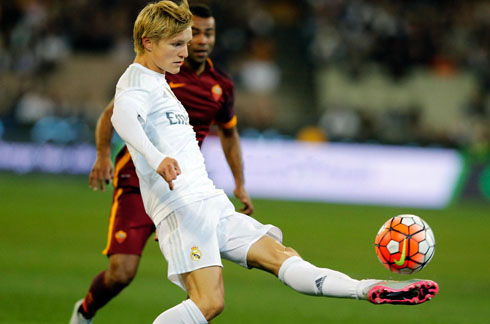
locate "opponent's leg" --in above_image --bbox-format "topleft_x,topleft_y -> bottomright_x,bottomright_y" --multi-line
81,254 -> 140,317
247,236 -> 438,304
152,266 -> 224,324
71,187 -> 154,322
70,254 -> 141,323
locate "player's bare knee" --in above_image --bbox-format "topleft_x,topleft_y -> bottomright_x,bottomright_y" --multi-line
208,296 -> 225,318
247,237 -> 301,275
116,267 -> 136,285
272,246 -> 300,272
272,245 -> 299,264
107,261 -> 137,286
194,295 -> 225,320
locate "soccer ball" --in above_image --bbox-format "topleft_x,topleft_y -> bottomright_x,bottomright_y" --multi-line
374,214 -> 435,274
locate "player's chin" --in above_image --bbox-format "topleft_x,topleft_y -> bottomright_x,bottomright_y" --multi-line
167,66 -> 182,74
190,55 -> 207,64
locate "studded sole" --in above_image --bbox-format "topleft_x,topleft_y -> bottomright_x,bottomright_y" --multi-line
368,280 -> 439,305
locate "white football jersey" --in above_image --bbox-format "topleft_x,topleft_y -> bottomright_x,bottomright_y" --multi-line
113,63 -> 221,225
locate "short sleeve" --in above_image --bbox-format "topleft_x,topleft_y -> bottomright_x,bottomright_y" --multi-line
215,85 -> 236,128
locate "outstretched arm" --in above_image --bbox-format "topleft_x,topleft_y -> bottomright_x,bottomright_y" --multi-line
111,93 -> 180,190
89,99 -> 115,191
217,125 -> 254,215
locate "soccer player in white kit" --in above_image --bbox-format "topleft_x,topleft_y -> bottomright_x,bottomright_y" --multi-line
111,1 -> 439,323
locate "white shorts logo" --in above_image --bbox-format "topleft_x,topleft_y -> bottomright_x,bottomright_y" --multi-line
190,246 -> 202,261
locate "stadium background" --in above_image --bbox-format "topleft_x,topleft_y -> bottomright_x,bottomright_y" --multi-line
0,0 -> 489,323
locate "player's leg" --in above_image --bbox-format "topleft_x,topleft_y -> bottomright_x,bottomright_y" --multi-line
215,193 -> 437,306
76,254 -> 141,320
105,254 -> 141,288
214,196 -> 360,299
182,266 -> 224,320
152,266 -> 224,324
247,236 -> 439,304
152,199 -> 227,323
71,187 -> 155,323
247,235 -> 362,299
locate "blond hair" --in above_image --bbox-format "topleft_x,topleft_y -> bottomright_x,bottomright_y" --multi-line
133,0 -> 192,55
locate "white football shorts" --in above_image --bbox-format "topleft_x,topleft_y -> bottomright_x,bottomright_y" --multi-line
156,193 -> 282,290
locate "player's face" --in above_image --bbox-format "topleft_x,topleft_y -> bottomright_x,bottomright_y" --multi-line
150,27 -> 192,74
188,16 -> 216,64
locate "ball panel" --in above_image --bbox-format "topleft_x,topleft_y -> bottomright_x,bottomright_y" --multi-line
386,240 -> 400,254
376,223 -> 387,236
379,247 -> 392,262
378,231 -> 393,247
411,231 -> 426,242
408,223 -> 424,235
389,230 -> 406,242
407,260 -> 423,270
391,216 -> 402,227
398,267 -> 413,275
412,216 -> 424,227
411,264 -> 424,273
410,253 -> 425,263
375,228 -> 390,245
425,228 -> 435,246
426,246 -> 435,261
401,216 -> 415,226
392,223 -> 409,235
408,239 -> 419,257
418,240 -> 429,254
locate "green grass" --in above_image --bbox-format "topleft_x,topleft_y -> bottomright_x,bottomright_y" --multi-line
1,172 -> 489,323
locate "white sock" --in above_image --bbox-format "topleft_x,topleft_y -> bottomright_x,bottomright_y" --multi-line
278,256 -> 360,299
152,299 -> 207,324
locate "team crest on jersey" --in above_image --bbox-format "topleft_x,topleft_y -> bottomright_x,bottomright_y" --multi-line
115,230 -> 127,244
211,84 -> 222,101
190,246 -> 202,261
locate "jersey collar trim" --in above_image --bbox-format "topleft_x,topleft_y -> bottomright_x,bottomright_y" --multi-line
131,63 -> 167,80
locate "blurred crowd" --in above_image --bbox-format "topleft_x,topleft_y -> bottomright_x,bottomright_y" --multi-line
310,0 -> 489,82
308,0 -> 489,157
0,0 -> 488,158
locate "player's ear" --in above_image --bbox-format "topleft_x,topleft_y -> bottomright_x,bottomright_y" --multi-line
142,37 -> 152,52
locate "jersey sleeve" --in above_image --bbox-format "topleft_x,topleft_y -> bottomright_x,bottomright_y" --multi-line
112,88 -> 166,171
115,87 -> 151,122
215,84 -> 236,129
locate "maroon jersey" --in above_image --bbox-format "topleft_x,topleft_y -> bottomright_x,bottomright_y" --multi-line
113,58 -> 236,189
166,58 -> 236,144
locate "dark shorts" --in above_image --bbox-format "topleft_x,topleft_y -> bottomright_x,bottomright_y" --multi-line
102,186 -> 155,256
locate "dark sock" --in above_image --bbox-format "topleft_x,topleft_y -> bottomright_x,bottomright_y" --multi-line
79,270 -> 125,319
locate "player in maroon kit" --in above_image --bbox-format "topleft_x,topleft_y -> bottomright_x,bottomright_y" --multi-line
70,4 -> 253,323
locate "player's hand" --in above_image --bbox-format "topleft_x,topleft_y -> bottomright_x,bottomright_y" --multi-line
234,185 -> 254,215
89,156 -> 114,192
156,157 -> 181,190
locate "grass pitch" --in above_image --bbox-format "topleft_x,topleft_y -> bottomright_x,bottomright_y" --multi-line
1,172 -> 489,323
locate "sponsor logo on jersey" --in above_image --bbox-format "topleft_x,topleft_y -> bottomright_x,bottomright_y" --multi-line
169,81 -> 186,89
115,230 -> 127,244
211,84 -> 222,101
166,112 -> 189,125
190,246 -> 202,261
